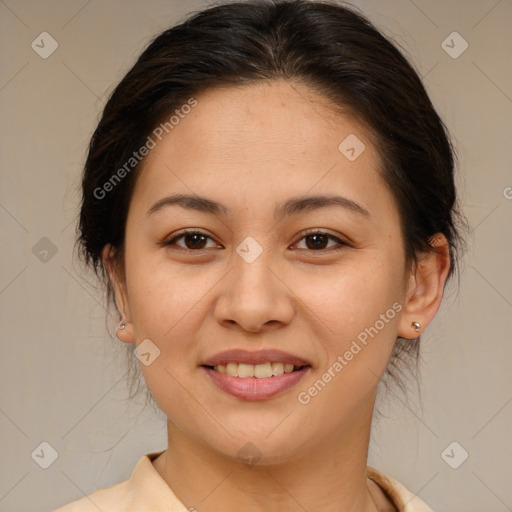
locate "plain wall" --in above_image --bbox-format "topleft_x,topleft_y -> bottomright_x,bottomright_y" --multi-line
0,1 -> 511,510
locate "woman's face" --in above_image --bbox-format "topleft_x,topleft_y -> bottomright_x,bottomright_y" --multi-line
111,80 -> 414,463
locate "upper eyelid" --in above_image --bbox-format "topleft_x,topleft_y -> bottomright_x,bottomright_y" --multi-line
163,229 -> 220,248
165,229 -> 348,249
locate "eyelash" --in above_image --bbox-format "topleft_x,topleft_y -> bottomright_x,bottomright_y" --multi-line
161,228 -> 350,253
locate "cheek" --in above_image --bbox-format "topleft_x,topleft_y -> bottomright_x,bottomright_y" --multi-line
124,260 -> 210,426
298,258 -> 404,343
302,258 -> 404,402
293,272 -> 403,429
121,255 -> 208,407
126,255 -> 207,338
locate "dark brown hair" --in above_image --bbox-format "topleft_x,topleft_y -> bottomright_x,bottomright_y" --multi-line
76,0 -> 466,408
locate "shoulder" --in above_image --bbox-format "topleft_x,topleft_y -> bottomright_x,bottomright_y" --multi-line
53,450 -> 186,512
53,478 -> 129,511
366,466 -> 435,512
53,450 -> 167,512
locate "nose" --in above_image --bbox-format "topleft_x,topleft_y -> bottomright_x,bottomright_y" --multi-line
214,251 -> 295,333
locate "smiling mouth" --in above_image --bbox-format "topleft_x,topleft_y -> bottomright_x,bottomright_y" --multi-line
203,362 -> 308,379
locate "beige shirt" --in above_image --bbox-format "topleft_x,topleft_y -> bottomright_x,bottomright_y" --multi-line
54,450 -> 434,511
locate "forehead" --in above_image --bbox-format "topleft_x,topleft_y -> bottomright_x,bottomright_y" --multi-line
130,80 -> 397,225
161,80 -> 373,162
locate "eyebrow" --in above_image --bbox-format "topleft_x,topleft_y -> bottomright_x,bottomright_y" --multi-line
147,193 -> 370,219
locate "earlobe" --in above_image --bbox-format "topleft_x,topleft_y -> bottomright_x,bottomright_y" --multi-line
398,234 -> 451,340
102,244 -> 135,344
115,320 -> 135,344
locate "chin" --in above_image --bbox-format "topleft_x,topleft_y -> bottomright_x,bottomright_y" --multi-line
204,429 -> 307,467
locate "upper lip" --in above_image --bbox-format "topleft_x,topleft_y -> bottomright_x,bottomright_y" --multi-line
202,349 -> 311,367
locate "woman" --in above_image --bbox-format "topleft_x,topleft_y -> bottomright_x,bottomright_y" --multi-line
55,0 -> 464,510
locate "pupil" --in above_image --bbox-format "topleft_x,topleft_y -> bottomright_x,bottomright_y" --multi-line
307,234 -> 327,250
186,234 -> 206,249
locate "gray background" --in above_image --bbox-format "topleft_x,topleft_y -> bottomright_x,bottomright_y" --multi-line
0,0 -> 511,510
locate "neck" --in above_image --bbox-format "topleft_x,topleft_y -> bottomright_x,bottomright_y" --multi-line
153,395 -> 382,512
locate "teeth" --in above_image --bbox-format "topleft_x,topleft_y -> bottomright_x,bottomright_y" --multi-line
238,363 -> 254,378
213,362 -> 300,378
271,362 -> 284,376
254,362 -> 271,378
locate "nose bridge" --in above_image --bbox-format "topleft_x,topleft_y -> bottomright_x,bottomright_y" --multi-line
215,236 -> 294,331
231,239 -> 279,302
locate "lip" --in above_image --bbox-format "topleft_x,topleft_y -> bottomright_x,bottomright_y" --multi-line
202,365 -> 311,401
201,349 -> 311,367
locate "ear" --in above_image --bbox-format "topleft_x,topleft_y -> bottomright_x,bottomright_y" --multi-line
398,234 -> 451,340
102,244 -> 135,344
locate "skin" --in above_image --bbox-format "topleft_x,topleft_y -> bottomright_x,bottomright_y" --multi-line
104,80 -> 450,512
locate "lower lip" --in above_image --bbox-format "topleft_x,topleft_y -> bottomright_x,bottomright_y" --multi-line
202,366 -> 310,401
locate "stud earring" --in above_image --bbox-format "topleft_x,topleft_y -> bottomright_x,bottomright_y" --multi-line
412,321 -> 421,332
116,322 -> 127,341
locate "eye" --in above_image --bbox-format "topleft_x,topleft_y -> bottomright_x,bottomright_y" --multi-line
293,230 -> 349,252
162,229 -> 220,251
161,229 -> 350,253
